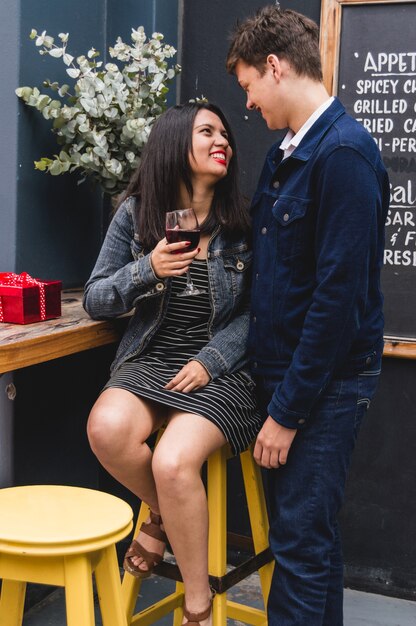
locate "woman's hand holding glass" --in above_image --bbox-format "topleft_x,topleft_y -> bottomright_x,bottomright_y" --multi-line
150,237 -> 199,279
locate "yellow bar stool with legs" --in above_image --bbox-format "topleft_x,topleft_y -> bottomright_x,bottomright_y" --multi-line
122,442 -> 274,626
0,485 -> 133,626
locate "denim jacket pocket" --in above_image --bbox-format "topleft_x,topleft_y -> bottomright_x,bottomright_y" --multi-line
223,250 -> 252,300
272,196 -> 310,259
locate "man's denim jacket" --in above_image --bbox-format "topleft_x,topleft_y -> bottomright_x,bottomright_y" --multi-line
83,197 -> 253,380
249,98 -> 390,429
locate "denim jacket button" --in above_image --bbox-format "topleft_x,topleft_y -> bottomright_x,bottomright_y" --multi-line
273,180 -> 280,189
261,227 -> 267,235
365,356 -> 372,365
298,418 -> 306,425
155,282 -> 165,291
236,261 -> 244,270
283,213 -> 290,222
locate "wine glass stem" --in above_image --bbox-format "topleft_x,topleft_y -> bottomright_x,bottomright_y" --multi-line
186,269 -> 193,290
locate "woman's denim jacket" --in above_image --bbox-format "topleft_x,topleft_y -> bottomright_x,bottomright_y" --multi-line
83,197 -> 253,379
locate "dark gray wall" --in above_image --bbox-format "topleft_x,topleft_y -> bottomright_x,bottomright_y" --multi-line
181,0 -> 321,199
16,0 -> 107,287
1,0 -> 179,287
107,0 -> 179,106
341,359 -> 416,600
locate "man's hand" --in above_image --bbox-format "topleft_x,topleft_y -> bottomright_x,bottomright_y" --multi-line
254,416 -> 297,468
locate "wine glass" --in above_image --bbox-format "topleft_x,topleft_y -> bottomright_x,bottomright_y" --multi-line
165,208 -> 206,297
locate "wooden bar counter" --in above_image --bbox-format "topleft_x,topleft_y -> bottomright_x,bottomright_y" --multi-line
0,289 -> 415,376
0,289 -> 127,375
383,338 -> 416,361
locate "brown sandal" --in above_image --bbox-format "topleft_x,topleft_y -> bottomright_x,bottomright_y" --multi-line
183,591 -> 215,626
123,511 -> 167,579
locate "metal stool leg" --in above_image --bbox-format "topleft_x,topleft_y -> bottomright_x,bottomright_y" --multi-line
0,579 -> 26,626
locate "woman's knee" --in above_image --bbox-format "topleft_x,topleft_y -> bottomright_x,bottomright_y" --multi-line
87,401 -> 135,457
152,447 -> 198,493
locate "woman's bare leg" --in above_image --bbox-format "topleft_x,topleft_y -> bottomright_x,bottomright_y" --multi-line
87,387 -> 167,571
152,411 -> 226,625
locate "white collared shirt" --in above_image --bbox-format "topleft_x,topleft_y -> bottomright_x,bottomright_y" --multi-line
280,97 -> 335,160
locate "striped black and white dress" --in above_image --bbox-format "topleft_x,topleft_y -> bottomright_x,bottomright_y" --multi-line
104,260 -> 262,454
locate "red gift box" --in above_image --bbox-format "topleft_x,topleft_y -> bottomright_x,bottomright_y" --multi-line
0,272 -> 62,324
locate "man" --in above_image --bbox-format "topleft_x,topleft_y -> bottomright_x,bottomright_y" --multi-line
226,6 -> 389,625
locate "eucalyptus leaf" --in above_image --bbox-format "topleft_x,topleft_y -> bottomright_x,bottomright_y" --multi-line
66,68 -> 81,79
93,145 -> 109,159
49,48 -> 64,58
16,25 -> 181,196
63,53 -> 74,66
15,87 -> 33,99
49,160 -> 64,175
35,95 -> 51,111
58,84 -> 70,97
34,157 -> 52,171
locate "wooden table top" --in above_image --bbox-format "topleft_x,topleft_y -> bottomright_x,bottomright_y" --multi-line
0,289 -> 127,374
0,289 -> 414,375
383,338 -> 416,361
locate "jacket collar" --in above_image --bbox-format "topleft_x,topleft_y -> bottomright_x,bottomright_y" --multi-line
266,97 -> 346,171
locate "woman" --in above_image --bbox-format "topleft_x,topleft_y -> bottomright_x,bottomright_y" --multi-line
84,102 -> 261,626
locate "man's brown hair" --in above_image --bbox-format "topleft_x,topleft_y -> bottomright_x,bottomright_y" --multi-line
226,5 -> 323,81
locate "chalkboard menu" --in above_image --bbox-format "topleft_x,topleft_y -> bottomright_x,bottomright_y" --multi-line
320,0 -> 416,340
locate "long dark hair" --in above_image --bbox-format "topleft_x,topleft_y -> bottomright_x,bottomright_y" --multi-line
120,102 -> 249,250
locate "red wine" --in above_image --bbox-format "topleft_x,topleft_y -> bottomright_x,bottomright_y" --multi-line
166,228 -> 200,252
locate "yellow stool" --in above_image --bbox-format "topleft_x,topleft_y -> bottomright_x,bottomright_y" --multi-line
0,485 -> 133,626
122,444 -> 274,626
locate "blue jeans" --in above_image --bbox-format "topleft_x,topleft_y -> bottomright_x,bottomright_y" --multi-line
255,368 -> 380,625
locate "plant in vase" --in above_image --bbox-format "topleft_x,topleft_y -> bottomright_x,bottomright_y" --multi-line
16,27 -> 181,197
